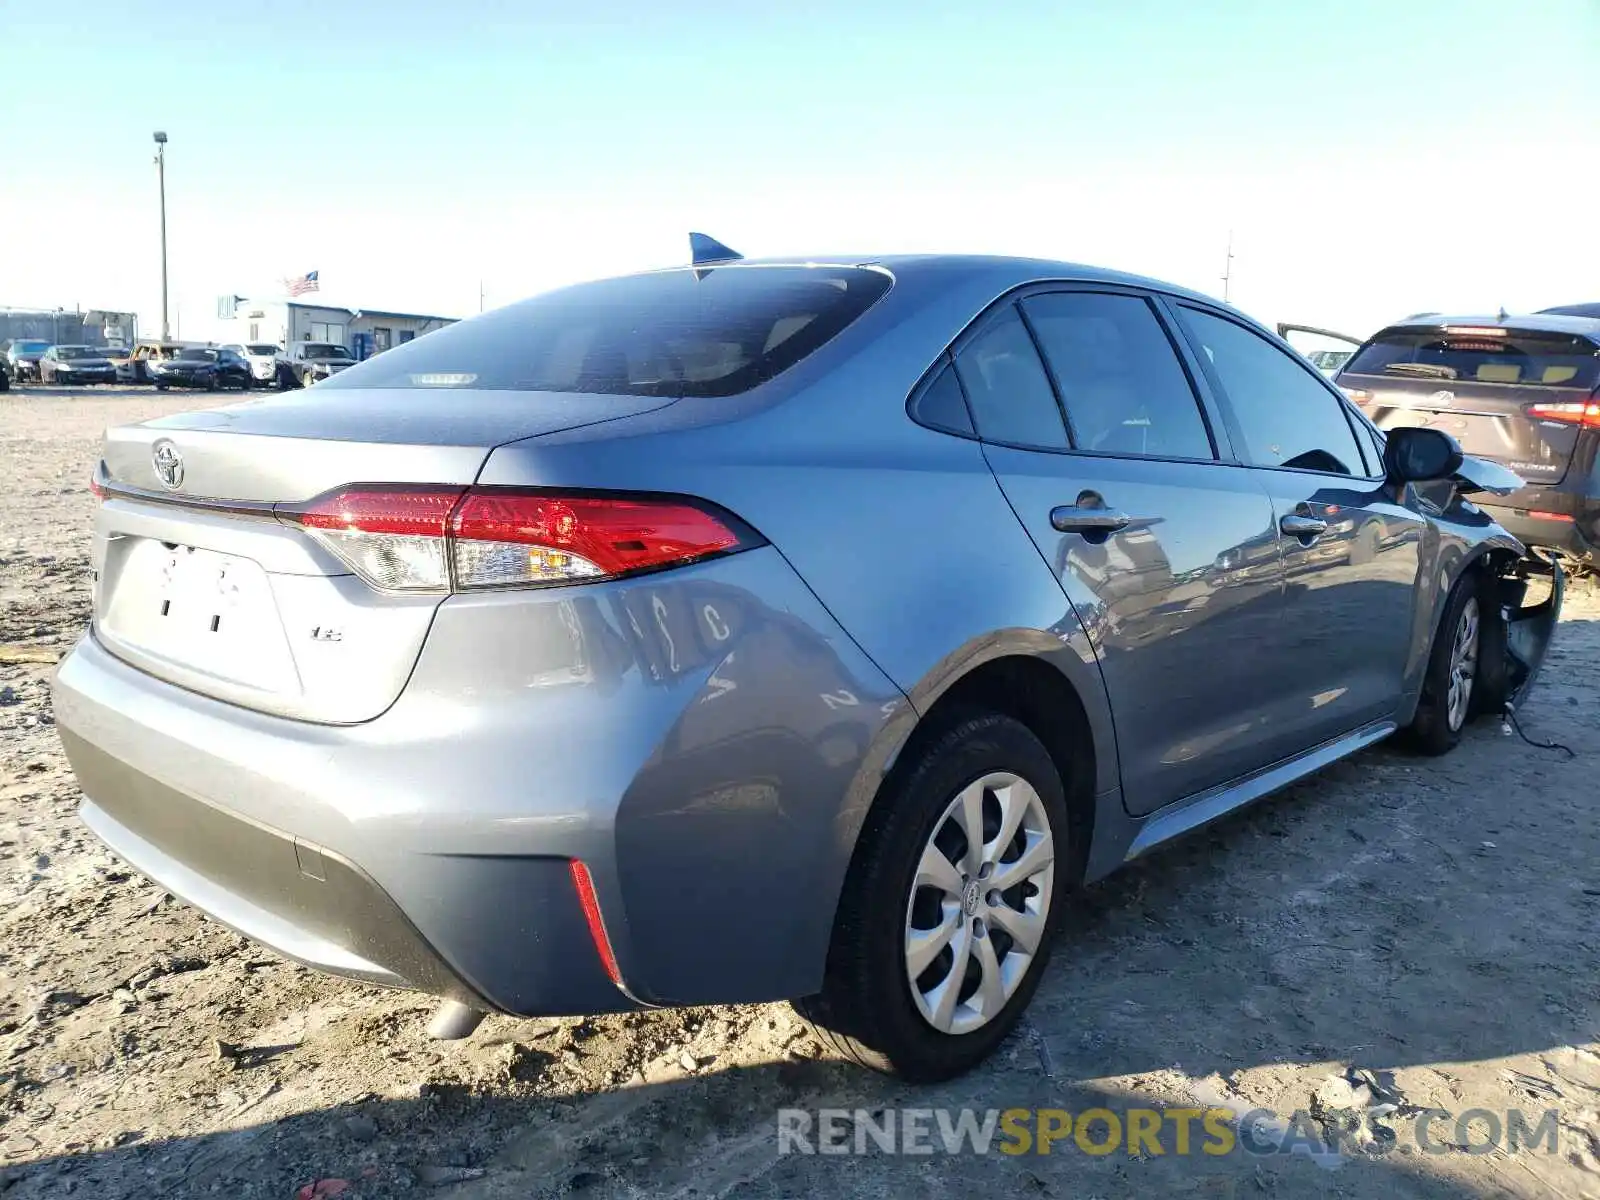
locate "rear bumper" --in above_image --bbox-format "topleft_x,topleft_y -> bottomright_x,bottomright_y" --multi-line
55,637 -> 628,1015
1480,498 -> 1600,566
52,547 -> 905,1014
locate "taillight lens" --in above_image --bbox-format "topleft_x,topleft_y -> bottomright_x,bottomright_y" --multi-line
1528,397 -> 1600,428
451,491 -> 743,588
280,486 -> 756,593
291,486 -> 464,591
1339,386 -> 1374,405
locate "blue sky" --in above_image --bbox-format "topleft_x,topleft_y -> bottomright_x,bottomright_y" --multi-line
4,0 -> 1597,341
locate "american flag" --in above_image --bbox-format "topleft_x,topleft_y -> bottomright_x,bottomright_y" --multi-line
283,270 -> 320,297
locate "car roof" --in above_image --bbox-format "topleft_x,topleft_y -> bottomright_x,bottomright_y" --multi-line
644,253 -> 1227,309
1539,302 -> 1600,319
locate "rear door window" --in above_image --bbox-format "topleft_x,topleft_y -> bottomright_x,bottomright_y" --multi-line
1178,307 -> 1369,476
953,309 -> 1068,449
317,265 -> 892,396
1021,292 -> 1214,460
1343,327 -> 1600,390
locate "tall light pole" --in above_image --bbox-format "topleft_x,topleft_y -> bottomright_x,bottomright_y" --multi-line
153,131 -> 169,340
1221,229 -> 1234,304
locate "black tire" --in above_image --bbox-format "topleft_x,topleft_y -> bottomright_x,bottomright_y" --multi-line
1405,570 -> 1495,756
154,382 -> 168,392
794,712 -> 1071,1081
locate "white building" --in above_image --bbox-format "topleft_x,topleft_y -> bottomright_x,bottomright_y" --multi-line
218,299 -> 458,359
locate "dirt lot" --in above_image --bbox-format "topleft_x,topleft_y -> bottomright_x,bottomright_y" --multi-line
2,388 -> 1598,1199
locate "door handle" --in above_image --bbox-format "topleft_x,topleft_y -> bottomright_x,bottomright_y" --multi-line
1279,513 -> 1328,538
1051,506 -> 1133,534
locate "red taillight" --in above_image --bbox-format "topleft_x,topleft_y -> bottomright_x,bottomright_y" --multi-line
1527,510 -> 1575,523
89,470 -> 105,501
568,859 -> 622,986
293,485 -> 464,537
451,491 -> 742,584
279,485 -> 754,593
1528,397 -> 1600,428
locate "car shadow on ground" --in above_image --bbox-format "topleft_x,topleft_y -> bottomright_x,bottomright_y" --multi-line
0,1057 -> 1528,1200
6,695 -> 1596,1200
6,591 -> 1594,1200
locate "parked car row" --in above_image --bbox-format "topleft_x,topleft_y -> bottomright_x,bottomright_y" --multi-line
0,337 -> 360,390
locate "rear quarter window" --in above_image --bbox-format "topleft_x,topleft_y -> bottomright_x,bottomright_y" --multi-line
318,265 -> 892,396
1344,328 -> 1600,389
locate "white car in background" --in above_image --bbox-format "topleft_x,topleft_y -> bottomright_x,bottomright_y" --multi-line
223,343 -> 283,388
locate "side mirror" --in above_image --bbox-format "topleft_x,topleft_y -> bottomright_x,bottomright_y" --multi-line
1383,426 -> 1463,484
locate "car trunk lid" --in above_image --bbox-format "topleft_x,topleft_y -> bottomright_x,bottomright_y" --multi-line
92,388 -> 676,723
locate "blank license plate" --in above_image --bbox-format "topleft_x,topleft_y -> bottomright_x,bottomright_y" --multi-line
99,541 -> 298,691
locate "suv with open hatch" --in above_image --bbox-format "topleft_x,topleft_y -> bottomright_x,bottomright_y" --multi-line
1338,312 -> 1600,573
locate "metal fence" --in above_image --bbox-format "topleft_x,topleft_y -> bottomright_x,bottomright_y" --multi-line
0,308 -> 137,350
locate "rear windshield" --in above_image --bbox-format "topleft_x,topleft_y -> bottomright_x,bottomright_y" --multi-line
1343,328 -> 1600,390
317,265 -> 893,396
246,343 -> 279,356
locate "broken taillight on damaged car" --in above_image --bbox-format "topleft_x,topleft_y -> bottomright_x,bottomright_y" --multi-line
278,485 -> 757,593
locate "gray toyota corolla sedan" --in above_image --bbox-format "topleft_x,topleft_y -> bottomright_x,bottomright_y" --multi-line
54,242 -> 1561,1081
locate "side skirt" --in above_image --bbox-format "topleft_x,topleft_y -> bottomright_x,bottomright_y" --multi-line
1120,718 -> 1397,863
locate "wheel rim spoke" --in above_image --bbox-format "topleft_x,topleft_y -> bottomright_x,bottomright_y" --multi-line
989,778 -> 1035,865
905,906 -> 960,978
953,780 -> 987,876
991,830 -> 1054,893
914,842 -> 963,897
986,899 -> 1045,955
972,933 -> 1007,1017
926,923 -> 973,1031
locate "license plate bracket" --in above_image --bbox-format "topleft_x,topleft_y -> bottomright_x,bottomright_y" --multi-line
99,539 -> 299,692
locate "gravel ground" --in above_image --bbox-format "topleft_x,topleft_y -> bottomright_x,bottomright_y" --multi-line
2,388 -> 1598,1199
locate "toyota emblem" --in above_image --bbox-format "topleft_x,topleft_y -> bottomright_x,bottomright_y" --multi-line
151,439 -> 184,490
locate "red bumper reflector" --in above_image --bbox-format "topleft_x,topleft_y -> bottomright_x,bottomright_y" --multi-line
568,859 -> 622,987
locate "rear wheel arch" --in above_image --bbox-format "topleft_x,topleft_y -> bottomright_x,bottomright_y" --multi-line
861,652 -> 1100,897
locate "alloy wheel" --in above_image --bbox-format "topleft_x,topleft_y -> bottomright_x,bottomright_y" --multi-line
1446,595 -> 1479,732
904,771 -> 1055,1035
